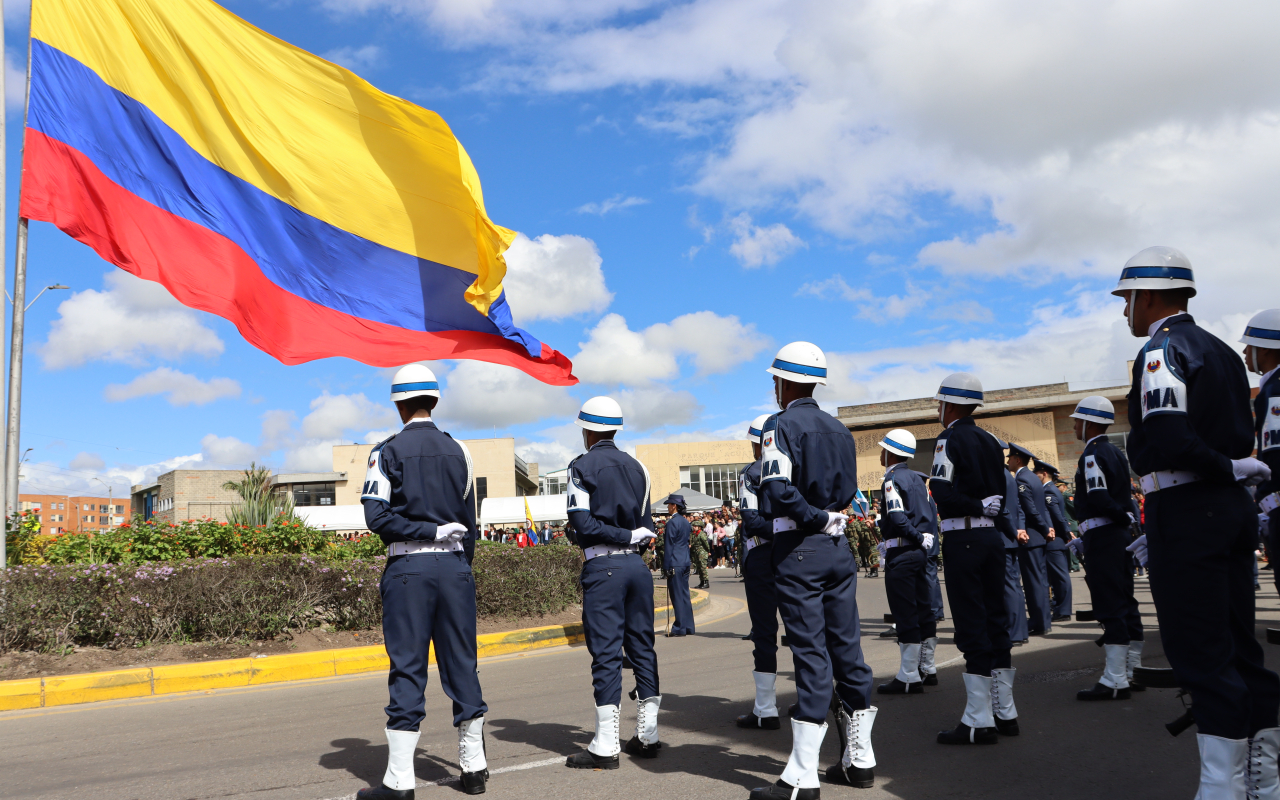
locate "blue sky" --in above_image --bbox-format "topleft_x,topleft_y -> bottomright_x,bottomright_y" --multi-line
4,0 -> 1277,497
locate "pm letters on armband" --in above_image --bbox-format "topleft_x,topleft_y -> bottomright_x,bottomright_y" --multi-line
1139,348 -> 1187,418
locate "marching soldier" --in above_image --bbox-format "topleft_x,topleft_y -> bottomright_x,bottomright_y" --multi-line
562,397 -> 663,770
359,365 -> 489,798
852,516 -> 881,577
1241,310 -> 1280,598
749,342 -> 876,798
1007,442 -> 1053,634
1116,247 -> 1277,797
1035,461 -> 1073,622
736,415 -> 781,730
1068,396 -> 1145,701
662,494 -> 696,636
875,430 -> 938,695
929,373 -> 1018,746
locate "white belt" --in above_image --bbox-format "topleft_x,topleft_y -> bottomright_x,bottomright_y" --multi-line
744,535 -> 766,554
1262,492 -> 1280,514
882,538 -> 912,549
772,517 -> 797,533
583,544 -> 638,561
388,540 -> 463,556
939,517 -> 995,532
1079,517 -> 1121,533
1139,470 -> 1201,494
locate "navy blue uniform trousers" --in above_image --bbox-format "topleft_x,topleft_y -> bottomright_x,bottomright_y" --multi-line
1017,545 -> 1052,632
884,547 -> 936,644
1046,548 -> 1072,617
926,555 -> 945,622
581,552 -> 659,707
381,552 -> 487,730
1147,483 -> 1279,738
1271,514 -> 1280,598
666,567 -> 695,635
772,533 -> 872,723
1082,524 -> 1143,645
743,545 -> 779,674
943,529 -> 1012,676
1004,551 -> 1029,642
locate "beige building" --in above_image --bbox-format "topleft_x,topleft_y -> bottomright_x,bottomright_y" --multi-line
636,440 -> 755,504
332,437 -> 538,508
131,470 -> 248,523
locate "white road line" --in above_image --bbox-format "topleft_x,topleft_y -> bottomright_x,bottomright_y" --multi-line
936,655 -> 964,669
319,755 -> 564,799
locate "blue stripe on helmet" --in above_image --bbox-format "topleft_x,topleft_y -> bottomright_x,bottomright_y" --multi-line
882,436 -> 915,455
748,426 -> 763,438
1080,406 -> 1115,420
1245,326 -> 1280,341
579,411 -> 624,426
1120,266 -> 1195,282
938,386 -> 984,400
772,358 -> 827,378
392,381 -> 439,393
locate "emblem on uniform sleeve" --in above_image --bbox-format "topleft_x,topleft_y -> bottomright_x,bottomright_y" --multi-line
361,449 -> 392,504
1139,347 -> 1187,419
764,436 -> 773,447
1146,359 -> 1161,372
1263,401 -> 1280,451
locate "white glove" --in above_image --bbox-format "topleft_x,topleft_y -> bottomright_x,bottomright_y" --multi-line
877,542 -> 888,560
1127,512 -> 1137,526
922,533 -> 935,550
436,522 -> 468,542
1232,457 -> 1272,486
1261,513 -> 1271,530
630,528 -> 657,545
1125,534 -> 1149,567
824,511 -> 849,535
981,495 -> 1003,517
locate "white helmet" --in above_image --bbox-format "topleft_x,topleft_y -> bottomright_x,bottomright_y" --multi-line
1070,395 -> 1115,426
1240,309 -> 1280,349
575,396 -> 624,432
747,414 -> 771,444
766,342 -> 827,385
879,429 -> 916,459
1111,246 -> 1197,298
390,364 -> 440,402
935,372 -> 984,406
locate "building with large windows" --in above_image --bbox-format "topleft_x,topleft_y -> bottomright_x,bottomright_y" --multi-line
17,494 -> 130,534
635,441 -> 754,506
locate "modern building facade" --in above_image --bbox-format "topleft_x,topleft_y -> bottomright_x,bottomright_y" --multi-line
17,494 -> 130,535
635,440 -> 755,505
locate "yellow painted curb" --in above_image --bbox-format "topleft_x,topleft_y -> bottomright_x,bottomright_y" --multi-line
0,588 -> 710,711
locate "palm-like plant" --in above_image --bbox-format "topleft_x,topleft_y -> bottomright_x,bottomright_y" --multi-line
222,463 -> 298,526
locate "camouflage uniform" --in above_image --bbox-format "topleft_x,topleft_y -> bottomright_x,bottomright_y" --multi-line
646,528 -> 666,572
691,524 -> 711,589
845,516 -> 880,576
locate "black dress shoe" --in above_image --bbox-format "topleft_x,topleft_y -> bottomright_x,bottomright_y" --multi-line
624,736 -> 660,758
460,769 -> 489,795
1052,614 -> 1072,622
1128,680 -> 1146,692
878,627 -> 898,638
877,678 -> 924,695
994,716 -> 1020,736
749,779 -> 820,800
1076,682 -> 1131,701
357,785 -> 414,800
667,630 -> 687,638
1011,639 -> 1027,647
825,763 -> 874,788
741,633 -> 753,640
922,673 -> 938,686
565,749 -> 620,770
1028,629 -> 1048,637
736,712 -> 781,729
937,722 -> 998,745
787,703 -> 799,718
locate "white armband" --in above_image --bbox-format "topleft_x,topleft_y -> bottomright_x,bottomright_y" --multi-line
1139,347 -> 1188,419
361,448 -> 391,504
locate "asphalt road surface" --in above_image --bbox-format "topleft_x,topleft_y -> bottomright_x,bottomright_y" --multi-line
4,563 -> 1279,800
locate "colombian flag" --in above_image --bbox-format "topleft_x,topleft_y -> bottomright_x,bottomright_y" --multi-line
21,0 -> 577,385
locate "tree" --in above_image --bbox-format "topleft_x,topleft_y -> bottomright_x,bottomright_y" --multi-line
221,464 -> 298,526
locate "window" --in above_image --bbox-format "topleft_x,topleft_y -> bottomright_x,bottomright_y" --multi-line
57,503 -> 64,510
20,501 -> 42,511
680,464 -> 748,503
539,474 -> 567,495
290,482 -> 336,507
114,505 -> 124,513
475,476 -> 488,506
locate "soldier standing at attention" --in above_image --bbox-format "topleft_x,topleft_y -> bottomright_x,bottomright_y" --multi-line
749,342 -> 876,798
1007,443 -> 1053,634
849,515 -> 880,577
1241,310 -> 1280,598
692,520 -> 712,589
359,365 -> 489,798
736,415 -> 781,730
929,373 -> 1018,746
1116,247 -> 1276,797
1068,396 -> 1145,702
1035,461 -> 1073,622
662,494 -> 696,637
562,396 -> 662,770
999,447 -> 1030,645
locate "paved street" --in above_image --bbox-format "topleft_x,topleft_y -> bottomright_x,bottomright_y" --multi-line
3,565 -> 1278,800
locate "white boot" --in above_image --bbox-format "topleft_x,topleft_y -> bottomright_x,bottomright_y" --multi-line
588,704 -> 621,757
382,728 -> 420,791
1194,734 -> 1247,800
779,718 -> 828,789
1099,644 -> 1130,690
1127,640 -> 1144,684
636,695 -> 662,746
919,637 -> 939,678
753,671 -> 779,719
1248,728 -> 1280,800
961,673 -> 995,729
842,706 -> 877,769
458,716 -> 487,773
896,643 -> 922,684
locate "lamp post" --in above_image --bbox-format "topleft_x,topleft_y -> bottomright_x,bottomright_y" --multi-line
93,478 -> 115,532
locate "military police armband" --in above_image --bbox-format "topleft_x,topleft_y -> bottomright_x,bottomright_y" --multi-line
929,438 -> 954,481
1083,454 -> 1108,492
1262,398 -> 1280,453
1139,346 -> 1188,419
759,419 -> 793,483
566,469 -> 592,513
361,449 -> 391,504
740,476 -> 759,510
883,480 -> 905,513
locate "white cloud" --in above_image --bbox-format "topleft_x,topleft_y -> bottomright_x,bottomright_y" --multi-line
434,360 -> 578,429
300,392 -> 398,440
323,44 -> 385,71
796,275 -> 993,324
616,386 -> 702,431
199,434 -> 258,466
501,233 -> 614,322
103,368 -> 241,406
41,271 -> 223,369
727,213 -> 805,268
573,311 -> 770,385
576,194 -> 649,215
68,452 -> 105,471
5,51 -> 24,112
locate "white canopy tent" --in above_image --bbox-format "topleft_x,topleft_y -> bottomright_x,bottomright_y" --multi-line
296,504 -> 369,532
480,494 -> 568,527
651,488 -> 727,515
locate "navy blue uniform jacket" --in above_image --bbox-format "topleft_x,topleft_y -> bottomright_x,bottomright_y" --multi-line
663,513 -> 692,570
1000,469 -> 1024,549
566,440 -> 654,551
880,462 -> 930,547
1015,467 -> 1049,546
1043,481 -> 1070,549
759,398 -> 858,529
1074,436 -> 1136,527
930,417 -> 1014,540
739,460 -> 772,541
1254,368 -> 1280,507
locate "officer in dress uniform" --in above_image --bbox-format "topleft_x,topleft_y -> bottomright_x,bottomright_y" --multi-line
748,343 -> 876,798
359,365 -> 489,798
1007,443 -> 1053,634
662,494 -> 696,637
875,430 -> 938,696
1035,462 -> 1073,622
1116,247 -> 1278,798
929,373 -> 1019,746
562,397 -> 663,770
736,415 -> 781,730
1241,310 -> 1280,598
998,451 -> 1029,645
1068,396 -> 1145,702
919,472 -> 945,650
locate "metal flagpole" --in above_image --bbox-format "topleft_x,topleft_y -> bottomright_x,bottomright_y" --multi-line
4,17 -> 34,537
0,5 -> 8,570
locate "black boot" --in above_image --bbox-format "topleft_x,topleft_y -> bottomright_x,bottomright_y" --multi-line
459,769 -> 489,795
357,786 -> 413,800
736,712 -> 781,729
922,673 -> 938,686
624,736 -> 660,758
825,763 -> 874,789
994,716 -> 1020,736
749,780 -> 820,800
936,722 -> 998,745
876,678 -> 924,695
565,749 -> 620,770
868,567 -> 878,578
1076,682 -> 1132,701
